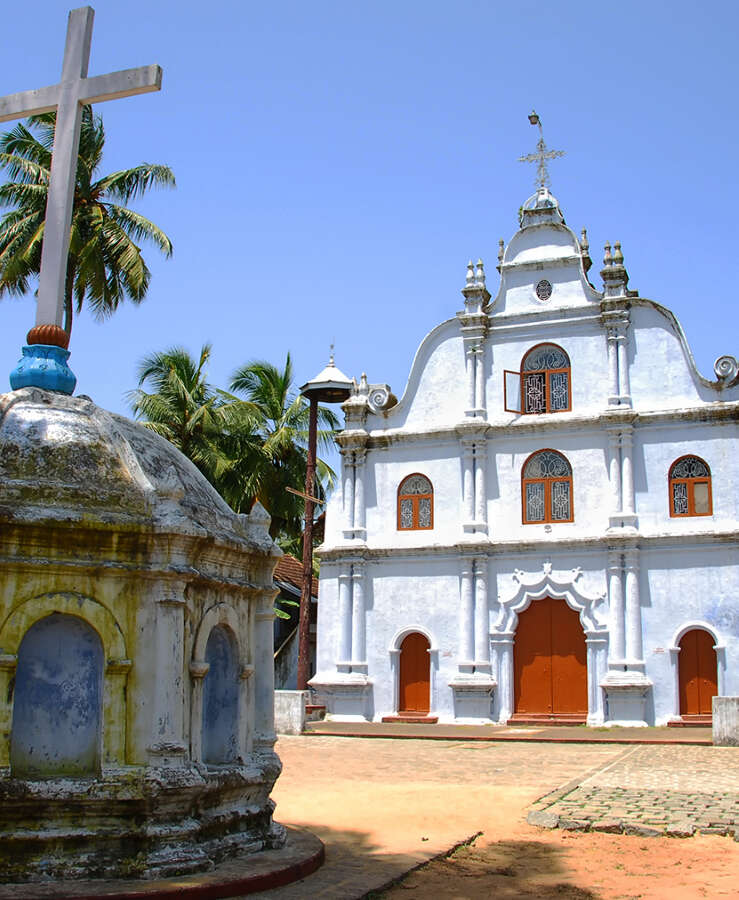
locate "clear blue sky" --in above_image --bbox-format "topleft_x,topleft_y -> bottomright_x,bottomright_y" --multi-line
1,1 -> 737,426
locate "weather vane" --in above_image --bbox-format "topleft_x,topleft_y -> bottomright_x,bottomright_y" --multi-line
518,110 -> 565,189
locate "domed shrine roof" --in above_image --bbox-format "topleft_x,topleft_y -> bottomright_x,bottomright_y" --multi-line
0,387 -> 270,549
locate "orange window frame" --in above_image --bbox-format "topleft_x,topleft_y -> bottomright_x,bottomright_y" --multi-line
669,456 -> 713,518
521,366 -> 572,414
521,449 -> 574,524
520,342 -> 572,415
397,476 -> 434,531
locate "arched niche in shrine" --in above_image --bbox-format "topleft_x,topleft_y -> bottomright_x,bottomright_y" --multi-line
202,625 -> 240,764
10,613 -> 104,777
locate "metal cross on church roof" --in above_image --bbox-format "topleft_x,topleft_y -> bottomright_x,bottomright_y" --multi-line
518,111 -> 565,189
0,6 -> 162,333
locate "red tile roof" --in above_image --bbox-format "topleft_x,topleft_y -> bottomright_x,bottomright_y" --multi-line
274,554 -> 318,598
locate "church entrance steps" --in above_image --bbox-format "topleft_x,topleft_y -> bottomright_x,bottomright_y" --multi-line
508,714 -> 587,726
0,826 -> 323,899
668,715 -> 712,727
304,720 -> 712,745
381,714 -> 439,724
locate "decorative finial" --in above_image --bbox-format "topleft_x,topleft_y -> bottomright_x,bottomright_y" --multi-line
466,260 -> 474,284
518,110 -> 565,189
603,242 -> 612,267
613,241 -> 624,265
475,258 -> 485,286
580,228 -> 589,253
329,340 -> 335,366
498,239 -> 505,264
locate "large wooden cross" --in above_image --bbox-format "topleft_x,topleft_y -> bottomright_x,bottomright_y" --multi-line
0,6 -> 162,331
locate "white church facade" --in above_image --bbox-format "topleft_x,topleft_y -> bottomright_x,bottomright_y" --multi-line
311,180 -> 739,728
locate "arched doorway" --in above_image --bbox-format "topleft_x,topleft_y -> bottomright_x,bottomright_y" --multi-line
512,596 -> 587,722
678,629 -> 717,721
11,613 -> 103,777
398,632 -> 430,715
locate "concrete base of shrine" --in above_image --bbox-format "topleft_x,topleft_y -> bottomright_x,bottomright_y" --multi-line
0,826 -> 323,899
0,760 -> 285,883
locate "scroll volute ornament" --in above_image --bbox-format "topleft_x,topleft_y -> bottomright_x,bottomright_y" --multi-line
27,324 -> 70,349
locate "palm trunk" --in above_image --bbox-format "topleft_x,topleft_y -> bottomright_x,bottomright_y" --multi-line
63,263 -> 75,336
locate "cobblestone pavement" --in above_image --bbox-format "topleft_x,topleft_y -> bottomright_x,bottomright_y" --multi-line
528,744 -> 739,838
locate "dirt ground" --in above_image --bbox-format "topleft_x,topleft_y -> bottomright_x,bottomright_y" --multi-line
378,825 -> 738,899
266,735 -> 739,900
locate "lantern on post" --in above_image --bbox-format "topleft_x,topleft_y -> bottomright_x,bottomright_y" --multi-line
297,351 -> 353,690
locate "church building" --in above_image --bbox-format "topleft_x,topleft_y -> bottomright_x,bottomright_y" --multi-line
311,139 -> 739,728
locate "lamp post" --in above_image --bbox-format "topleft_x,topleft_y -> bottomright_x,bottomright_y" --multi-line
297,352 -> 353,691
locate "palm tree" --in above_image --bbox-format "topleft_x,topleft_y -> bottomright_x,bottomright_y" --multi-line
0,106 -> 174,336
229,353 -> 340,541
128,344 -> 231,482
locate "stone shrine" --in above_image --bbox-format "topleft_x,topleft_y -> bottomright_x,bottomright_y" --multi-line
0,386 -> 284,880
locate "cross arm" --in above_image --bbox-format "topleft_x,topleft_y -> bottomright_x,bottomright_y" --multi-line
79,64 -> 163,105
0,85 -> 61,123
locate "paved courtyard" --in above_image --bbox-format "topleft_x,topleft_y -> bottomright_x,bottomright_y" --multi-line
529,744 -> 739,837
251,735 -> 739,899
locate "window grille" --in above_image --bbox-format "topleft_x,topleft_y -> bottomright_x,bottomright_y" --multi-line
398,474 -> 434,530
505,343 -> 571,415
522,450 -> 573,524
669,456 -> 712,517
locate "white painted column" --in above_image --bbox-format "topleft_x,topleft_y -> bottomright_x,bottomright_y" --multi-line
342,451 -> 355,535
253,599 -> 277,750
474,442 -> 487,526
495,636 -> 514,722
148,591 -> 187,764
351,565 -> 366,665
617,332 -> 631,403
607,429 -> 622,515
466,347 -> 476,412
474,560 -> 489,665
188,661 -> 209,763
459,559 -> 475,665
621,429 -> 635,515
624,549 -> 644,668
607,554 -> 625,666
337,569 -> 352,665
475,348 -> 485,414
462,442 -> 474,524
353,449 -> 366,534
607,329 -> 619,404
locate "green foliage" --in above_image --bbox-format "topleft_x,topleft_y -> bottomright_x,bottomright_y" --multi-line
0,107 -> 175,335
129,347 -> 339,547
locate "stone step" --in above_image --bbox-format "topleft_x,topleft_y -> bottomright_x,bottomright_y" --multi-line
381,715 -> 439,724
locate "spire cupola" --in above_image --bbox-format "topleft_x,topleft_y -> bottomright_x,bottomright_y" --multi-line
518,111 -> 566,227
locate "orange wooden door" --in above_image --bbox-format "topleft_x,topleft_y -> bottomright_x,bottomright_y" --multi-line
678,629 -> 717,716
399,632 -> 430,713
514,596 -> 587,715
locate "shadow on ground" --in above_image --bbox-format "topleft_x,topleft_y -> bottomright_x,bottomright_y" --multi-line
371,835 -> 598,899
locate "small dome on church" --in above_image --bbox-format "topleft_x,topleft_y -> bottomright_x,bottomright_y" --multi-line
522,186 -> 559,210
0,387 -> 266,546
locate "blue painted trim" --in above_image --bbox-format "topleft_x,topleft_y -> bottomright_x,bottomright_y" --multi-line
9,344 -> 77,395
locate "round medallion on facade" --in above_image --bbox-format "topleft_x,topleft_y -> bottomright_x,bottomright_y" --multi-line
535,279 -> 552,301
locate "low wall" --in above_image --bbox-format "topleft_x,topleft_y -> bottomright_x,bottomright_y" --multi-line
713,696 -> 739,746
274,690 -> 308,735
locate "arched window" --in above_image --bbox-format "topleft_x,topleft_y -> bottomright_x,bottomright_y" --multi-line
397,474 -> 433,530
522,450 -> 573,524
669,456 -> 712,517
506,344 -> 571,414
